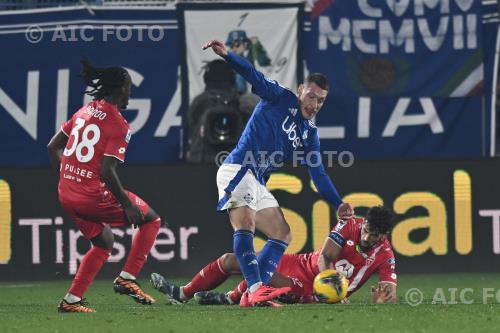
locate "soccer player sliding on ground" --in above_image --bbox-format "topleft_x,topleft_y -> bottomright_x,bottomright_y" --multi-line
48,58 -> 161,313
200,39 -> 353,307
151,206 -> 397,305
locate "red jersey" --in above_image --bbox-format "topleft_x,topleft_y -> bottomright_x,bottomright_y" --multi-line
303,217 -> 397,296
58,100 -> 130,202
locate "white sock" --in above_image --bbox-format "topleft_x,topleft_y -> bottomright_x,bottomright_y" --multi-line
225,292 -> 235,305
120,271 -> 136,280
249,282 -> 262,294
64,293 -> 81,303
179,287 -> 187,301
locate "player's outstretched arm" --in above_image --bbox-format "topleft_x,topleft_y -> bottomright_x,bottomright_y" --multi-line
306,135 -> 353,217
317,237 -> 343,272
371,282 -> 397,304
100,156 -> 144,226
202,39 -> 284,101
47,130 -> 68,172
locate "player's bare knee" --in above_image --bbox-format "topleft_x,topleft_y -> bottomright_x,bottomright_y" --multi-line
220,253 -> 239,272
234,215 -> 255,231
281,226 -> 292,244
91,226 -> 114,250
273,222 -> 291,243
144,207 -> 161,224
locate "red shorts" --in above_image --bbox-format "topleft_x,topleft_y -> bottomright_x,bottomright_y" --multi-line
276,254 -> 315,303
59,190 -> 151,240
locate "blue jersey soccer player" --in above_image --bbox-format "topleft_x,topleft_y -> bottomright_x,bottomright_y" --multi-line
202,40 -> 353,307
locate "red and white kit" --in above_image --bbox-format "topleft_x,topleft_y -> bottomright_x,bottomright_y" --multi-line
58,100 -> 150,239
276,217 -> 397,303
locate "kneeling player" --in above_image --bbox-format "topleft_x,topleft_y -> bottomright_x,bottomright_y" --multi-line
150,206 -> 397,305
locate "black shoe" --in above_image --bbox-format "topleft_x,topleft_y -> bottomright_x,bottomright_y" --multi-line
194,291 -> 232,305
150,273 -> 185,304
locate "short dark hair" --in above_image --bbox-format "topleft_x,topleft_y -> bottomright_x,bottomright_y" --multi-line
79,57 -> 130,100
366,206 -> 394,234
306,73 -> 329,91
203,59 -> 235,86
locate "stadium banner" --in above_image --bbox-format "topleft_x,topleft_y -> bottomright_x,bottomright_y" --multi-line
177,2 -> 304,160
0,6 -> 182,166
177,2 -> 304,103
480,2 -> 500,155
1,158 -> 500,280
304,0 -> 498,158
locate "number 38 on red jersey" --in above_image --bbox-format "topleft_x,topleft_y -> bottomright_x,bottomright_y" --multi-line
59,100 -> 130,197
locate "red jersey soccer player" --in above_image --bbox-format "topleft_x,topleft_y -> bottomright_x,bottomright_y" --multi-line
150,206 -> 397,305
48,58 -> 161,313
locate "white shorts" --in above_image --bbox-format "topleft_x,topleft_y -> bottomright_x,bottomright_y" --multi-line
216,164 -> 279,212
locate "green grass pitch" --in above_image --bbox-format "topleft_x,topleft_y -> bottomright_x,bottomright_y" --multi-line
1,273 -> 500,333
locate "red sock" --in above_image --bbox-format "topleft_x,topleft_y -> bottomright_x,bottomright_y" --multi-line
182,258 -> 230,298
122,218 -> 161,277
228,280 -> 247,303
69,246 -> 111,298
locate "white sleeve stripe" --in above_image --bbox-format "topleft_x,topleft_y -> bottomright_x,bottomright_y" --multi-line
103,153 -> 124,162
379,281 -> 398,286
60,126 -> 69,136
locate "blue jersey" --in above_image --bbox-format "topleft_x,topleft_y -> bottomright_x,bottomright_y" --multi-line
222,51 -> 343,209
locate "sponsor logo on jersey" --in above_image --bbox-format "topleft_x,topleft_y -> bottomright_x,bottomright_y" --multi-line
243,193 -> 254,204
281,115 -> 302,149
335,259 -> 354,278
335,222 -> 346,232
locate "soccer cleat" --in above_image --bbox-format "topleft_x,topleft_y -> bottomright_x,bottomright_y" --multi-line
57,298 -> 96,313
239,291 -> 251,307
150,273 -> 185,305
247,285 -> 291,305
257,300 -> 282,308
113,276 -> 155,305
239,291 -> 284,308
194,291 -> 232,305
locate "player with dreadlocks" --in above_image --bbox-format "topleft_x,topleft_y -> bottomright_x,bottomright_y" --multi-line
48,58 -> 161,313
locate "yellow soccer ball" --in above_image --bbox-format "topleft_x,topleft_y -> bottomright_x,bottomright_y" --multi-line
313,269 -> 349,303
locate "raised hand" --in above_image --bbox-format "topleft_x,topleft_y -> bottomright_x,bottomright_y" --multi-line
202,40 -> 228,58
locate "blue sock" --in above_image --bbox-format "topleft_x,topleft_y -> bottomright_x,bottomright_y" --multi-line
233,230 -> 261,288
257,238 -> 288,284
